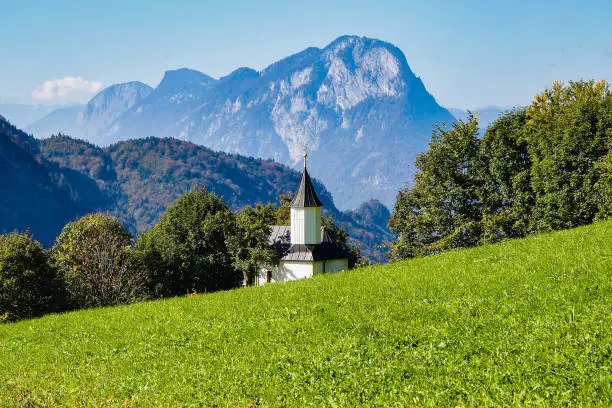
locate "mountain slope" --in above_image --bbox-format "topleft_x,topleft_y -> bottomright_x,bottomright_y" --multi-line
29,36 -> 455,209
0,116 -> 95,245
1,220 -> 609,405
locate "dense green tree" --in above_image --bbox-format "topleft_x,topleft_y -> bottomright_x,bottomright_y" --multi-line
136,187 -> 240,297
388,115 -> 482,258
52,214 -> 148,308
478,108 -> 533,243
0,232 -> 65,322
229,204 -> 279,286
594,144 -> 612,219
525,80 -> 612,230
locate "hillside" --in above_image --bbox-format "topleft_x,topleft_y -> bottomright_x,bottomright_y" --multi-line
39,135 -> 391,260
0,117 -> 93,245
1,220 -> 610,406
27,35 -> 455,209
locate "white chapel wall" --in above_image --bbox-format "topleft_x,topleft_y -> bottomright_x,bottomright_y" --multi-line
273,261 -> 314,282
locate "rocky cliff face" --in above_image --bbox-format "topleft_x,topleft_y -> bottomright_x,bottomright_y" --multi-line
28,36 -> 454,209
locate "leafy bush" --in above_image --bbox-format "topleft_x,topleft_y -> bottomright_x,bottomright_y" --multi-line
0,232 -> 64,322
52,214 -> 148,308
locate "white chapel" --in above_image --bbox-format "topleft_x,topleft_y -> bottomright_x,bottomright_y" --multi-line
255,155 -> 349,285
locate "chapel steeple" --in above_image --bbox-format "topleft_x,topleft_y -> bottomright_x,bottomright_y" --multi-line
289,153 -> 322,245
290,154 -> 322,208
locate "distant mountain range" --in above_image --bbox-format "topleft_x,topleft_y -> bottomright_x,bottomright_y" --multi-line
24,35 -> 456,210
0,115 -> 390,261
0,103 -> 65,129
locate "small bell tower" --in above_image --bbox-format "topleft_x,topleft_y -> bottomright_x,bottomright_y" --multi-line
290,154 -> 322,245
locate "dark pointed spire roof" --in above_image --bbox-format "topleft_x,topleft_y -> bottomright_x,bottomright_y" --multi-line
290,154 -> 323,208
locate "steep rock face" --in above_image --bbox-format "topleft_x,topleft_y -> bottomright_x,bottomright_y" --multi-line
83,82 -> 153,145
28,36 -> 454,209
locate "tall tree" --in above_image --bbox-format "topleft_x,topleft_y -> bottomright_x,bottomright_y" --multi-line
388,115 -> 482,258
136,187 -> 240,297
229,204 -> 279,286
525,80 -> 612,230
478,108 -> 533,243
51,214 -> 148,308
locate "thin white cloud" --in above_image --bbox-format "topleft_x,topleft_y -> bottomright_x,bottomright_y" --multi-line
606,44 -> 612,57
31,76 -> 104,103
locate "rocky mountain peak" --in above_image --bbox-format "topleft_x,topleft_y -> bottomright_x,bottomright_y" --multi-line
86,81 -> 153,118
156,68 -> 217,94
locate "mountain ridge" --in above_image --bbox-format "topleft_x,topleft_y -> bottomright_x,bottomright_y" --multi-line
26,35 -> 455,209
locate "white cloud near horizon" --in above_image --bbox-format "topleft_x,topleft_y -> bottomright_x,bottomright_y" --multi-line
31,76 -> 104,103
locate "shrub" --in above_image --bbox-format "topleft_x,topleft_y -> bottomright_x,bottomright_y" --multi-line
52,214 -> 148,308
0,232 -> 64,322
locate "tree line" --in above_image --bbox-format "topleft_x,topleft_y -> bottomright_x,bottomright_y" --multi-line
389,80 -> 611,258
0,188 -> 359,322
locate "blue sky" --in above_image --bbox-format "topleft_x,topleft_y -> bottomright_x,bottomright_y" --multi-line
1,0 -> 611,109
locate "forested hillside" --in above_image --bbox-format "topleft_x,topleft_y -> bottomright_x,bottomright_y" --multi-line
0,117 -> 92,245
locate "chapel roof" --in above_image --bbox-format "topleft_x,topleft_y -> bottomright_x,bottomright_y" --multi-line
268,225 -> 350,262
290,155 -> 322,208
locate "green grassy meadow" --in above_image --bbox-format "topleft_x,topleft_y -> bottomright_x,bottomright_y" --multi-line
1,220 -> 611,407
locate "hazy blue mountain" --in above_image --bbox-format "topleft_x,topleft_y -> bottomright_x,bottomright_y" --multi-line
27,82 -> 153,142
0,104 -> 61,128
27,105 -> 85,138
449,105 -> 513,136
28,36 -> 455,209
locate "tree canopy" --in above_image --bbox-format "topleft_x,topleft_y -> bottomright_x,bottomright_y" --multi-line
136,187 -> 240,297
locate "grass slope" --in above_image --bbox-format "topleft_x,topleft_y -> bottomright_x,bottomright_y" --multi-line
1,221 -> 611,407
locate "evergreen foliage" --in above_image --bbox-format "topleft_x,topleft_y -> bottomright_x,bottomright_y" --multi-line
37,135 -> 389,261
